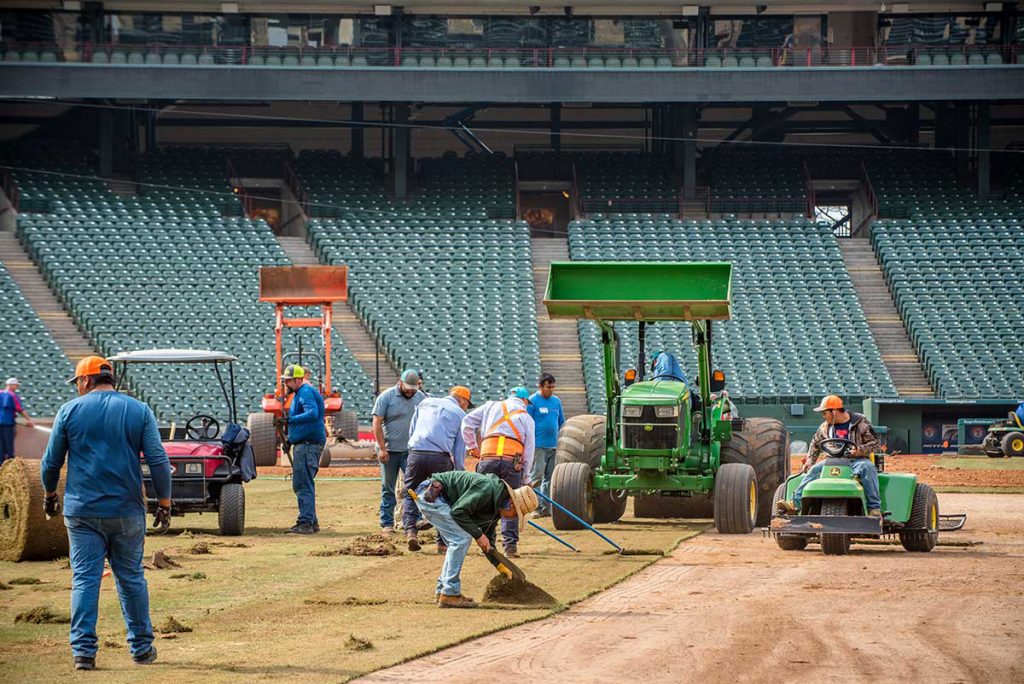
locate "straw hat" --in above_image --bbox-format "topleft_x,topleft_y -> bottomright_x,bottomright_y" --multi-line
504,484 -> 539,531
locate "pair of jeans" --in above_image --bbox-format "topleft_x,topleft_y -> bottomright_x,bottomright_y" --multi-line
402,450 -> 453,534
531,447 -> 557,513
413,481 -> 473,597
476,458 -> 522,548
378,449 -> 408,528
793,459 -> 882,512
291,442 -> 324,526
64,515 -> 153,659
0,424 -> 14,463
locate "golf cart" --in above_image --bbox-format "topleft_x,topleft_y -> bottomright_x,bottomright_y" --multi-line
982,409 -> 1024,458
247,265 -> 359,468
109,349 -> 252,536
770,437 -> 947,555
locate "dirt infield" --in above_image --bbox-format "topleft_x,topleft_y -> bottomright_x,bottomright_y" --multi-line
789,453 -> 1024,490
362,492 -> 1024,683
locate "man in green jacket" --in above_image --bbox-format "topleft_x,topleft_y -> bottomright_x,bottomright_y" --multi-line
413,470 -> 537,608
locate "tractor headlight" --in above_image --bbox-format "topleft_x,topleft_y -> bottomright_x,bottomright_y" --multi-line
185,463 -> 202,475
655,406 -> 679,419
141,465 -> 151,475
622,405 -> 642,418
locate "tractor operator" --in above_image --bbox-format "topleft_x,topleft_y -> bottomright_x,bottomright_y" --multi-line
650,350 -> 689,384
40,356 -> 171,670
412,470 -> 537,609
776,395 -> 883,518
402,386 -> 473,553
461,387 -> 535,558
282,364 -> 326,535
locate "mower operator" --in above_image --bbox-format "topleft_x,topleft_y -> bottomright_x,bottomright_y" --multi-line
462,387 -> 535,558
282,364 -> 326,535
402,385 -> 473,553
412,470 -> 537,609
40,356 -> 171,670
776,395 -> 883,518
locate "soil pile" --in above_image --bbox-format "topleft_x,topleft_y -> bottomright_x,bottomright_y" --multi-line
157,616 -> 193,633
152,550 -> 181,569
482,576 -> 557,606
314,534 -> 401,557
15,606 -> 70,624
0,459 -> 68,561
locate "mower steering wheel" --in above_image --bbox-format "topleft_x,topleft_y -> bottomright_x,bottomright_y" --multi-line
186,414 -> 220,441
819,437 -> 857,458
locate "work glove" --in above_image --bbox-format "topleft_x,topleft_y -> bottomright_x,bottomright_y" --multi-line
43,493 -> 61,519
153,502 -> 172,534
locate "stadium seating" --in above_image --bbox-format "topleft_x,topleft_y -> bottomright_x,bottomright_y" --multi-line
0,263 -> 75,416
706,148 -> 806,208
569,216 -> 897,411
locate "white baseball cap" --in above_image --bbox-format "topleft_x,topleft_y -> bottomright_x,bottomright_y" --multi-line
5,377 -> 18,386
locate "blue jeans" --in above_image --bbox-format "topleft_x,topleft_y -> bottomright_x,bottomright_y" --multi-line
794,460 -> 881,513
378,450 -> 408,528
531,447 -> 557,514
0,424 -> 14,463
413,481 -> 473,597
291,442 -> 324,526
64,515 -> 153,659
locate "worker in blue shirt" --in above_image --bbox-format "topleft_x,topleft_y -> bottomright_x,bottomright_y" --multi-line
650,351 -> 689,384
0,377 -> 35,464
282,365 -> 326,535
527,373 -> 565,517
1016,401 -> 1024,428
402,386 -> 473,553
40,356 -> 171,671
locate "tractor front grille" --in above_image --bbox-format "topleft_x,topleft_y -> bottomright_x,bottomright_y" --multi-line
622,423 -> 678,450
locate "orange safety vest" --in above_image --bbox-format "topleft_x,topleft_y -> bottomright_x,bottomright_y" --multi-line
481,401 -> 528,458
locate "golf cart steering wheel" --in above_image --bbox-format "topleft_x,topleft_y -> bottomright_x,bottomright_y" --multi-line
819,437 -> 857,458
186,414 -> 220,441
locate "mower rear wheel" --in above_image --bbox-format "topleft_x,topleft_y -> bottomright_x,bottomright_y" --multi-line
713,463 -> 757,534
556,415 -> 626,524
247,413 -> 278,467
551,461 -> 593,531
819,499 -> 851,555
337,410 -> 359,442
771,483 -> 808,551
319,446 -> 332,469
1001,432 -> 1024,458
720,417 -> 789,526
900,483 -> 939,552
218,483 -> 245,536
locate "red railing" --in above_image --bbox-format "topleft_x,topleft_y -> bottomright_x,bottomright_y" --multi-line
802,159 -> 816,219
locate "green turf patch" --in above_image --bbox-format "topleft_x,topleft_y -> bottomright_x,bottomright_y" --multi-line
933,457 -> 1024,471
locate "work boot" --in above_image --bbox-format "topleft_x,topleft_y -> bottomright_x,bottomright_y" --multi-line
286,523 -> 316,535
868,508 -> 883,518
415,519 -> 433,532
438,594 -> 477,609
132,647 -> 158,665
436,543 -> 448,555
504,545 -> 519,558
775,500 -> 797,515
379,526 -> 393,535
312,522 -> 321,533
407,534 -> 421,552
74,656 -> 96,671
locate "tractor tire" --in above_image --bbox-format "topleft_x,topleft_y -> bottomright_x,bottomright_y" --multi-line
556,415 -> 627,524
900,483 -> 939,552
337,410 -> 360,442
218,483 -> 245,536
634,494 -> 712,519
1001,432 -> 1024,458
771,483 -> 808,551
551,461 -> 593,531
319,445 -> 332,469
713,463 -> 757,534
819,499 -> 851,555
247,413 -> 278,467
720,417 -> 789,527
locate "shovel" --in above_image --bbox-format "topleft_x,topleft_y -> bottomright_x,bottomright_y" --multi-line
485,547 -> 526,582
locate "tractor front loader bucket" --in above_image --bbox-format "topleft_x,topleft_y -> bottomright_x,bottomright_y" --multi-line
258,265 -> 348,304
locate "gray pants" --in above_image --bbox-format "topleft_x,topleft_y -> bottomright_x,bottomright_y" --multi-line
402,450 -> 453,533
476,458 -> 522,549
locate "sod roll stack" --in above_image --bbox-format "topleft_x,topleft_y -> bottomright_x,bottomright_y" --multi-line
0,458 -> 68,561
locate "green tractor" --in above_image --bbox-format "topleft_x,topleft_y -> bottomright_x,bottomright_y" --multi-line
770,438 -> 950,555
543,262 -> 789,534
982,409 -> 1024,458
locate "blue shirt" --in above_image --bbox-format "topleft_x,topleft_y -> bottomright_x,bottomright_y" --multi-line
528,392 -> 565,449
408,395 -> 468,468
1016,401 -> 1024,426
40,390 -> 171,518
651,352 -> 688,384
372,385 -> 425,452
0,389 -> 22,426
288,383 -> 326,445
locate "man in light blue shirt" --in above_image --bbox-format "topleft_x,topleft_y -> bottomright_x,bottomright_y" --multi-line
402,386 -> 472,553
528,373 -> 565,517
372,369 -> 426,534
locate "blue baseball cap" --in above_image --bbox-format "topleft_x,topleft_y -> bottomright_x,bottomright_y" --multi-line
509,386 -> 530,401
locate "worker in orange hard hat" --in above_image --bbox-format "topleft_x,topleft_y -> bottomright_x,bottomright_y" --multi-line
776,394 -> 883,518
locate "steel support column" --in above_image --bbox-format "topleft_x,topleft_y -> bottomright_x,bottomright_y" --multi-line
977,102 -> 991,198
393,102 -> 410,199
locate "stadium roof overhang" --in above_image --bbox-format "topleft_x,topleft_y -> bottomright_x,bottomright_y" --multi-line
2,64 -> 1022,104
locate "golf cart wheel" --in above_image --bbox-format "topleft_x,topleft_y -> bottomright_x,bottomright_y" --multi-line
247,413 -> 278,467
1001,432 -> 1024,458
218,483 -> 245,536
771,483 -> 807,551
819,499 -> 851,555
319,446 -> 332,468
634,493 -> 712,519
713,463 -> 757,534
336,410 -> 359,442
556,414 -> 627,524
900,483 -> 939,552
551,461 -> 593,531
721,417 -> 789,527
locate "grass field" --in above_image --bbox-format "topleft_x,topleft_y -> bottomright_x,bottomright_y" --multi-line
0,477 -> 703,682
933,456 -> 1024,470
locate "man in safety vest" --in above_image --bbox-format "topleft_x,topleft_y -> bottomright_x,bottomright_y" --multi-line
461,387 -> 535,558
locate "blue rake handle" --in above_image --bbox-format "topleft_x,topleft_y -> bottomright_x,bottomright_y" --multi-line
527,520 -> 579,552
535,490 -> 623,553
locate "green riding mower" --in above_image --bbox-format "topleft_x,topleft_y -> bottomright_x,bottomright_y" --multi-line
543,261 -> 789,534
982,410 -> 1024,458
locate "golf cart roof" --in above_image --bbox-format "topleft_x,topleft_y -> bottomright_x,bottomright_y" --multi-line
108,349 -> 238,363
